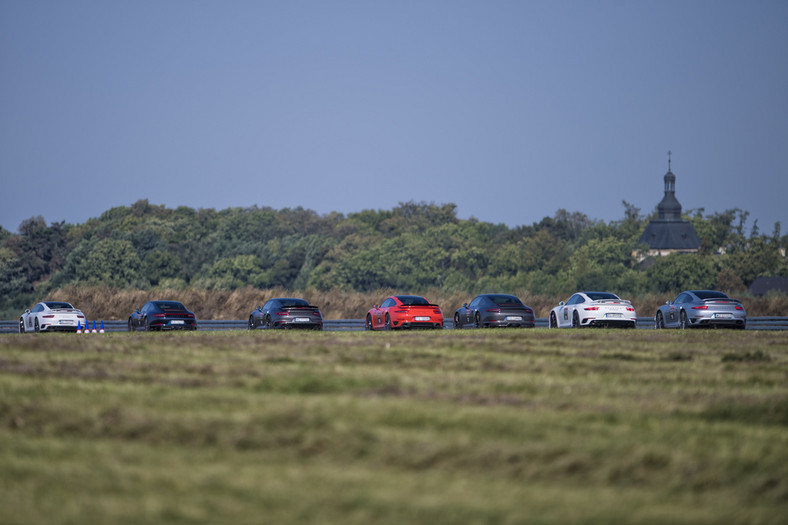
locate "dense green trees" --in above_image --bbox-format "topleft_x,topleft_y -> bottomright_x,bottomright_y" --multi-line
1,199 -> 786,316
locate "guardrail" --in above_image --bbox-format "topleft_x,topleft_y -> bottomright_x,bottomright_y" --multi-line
2,317 -> 787,333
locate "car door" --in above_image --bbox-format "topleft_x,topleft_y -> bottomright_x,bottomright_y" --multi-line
666,293 -> 689,327
467,297 -> 482,326
375,298 -> 395,328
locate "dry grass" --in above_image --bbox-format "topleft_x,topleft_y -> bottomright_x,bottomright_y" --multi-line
43,285 -> 786,321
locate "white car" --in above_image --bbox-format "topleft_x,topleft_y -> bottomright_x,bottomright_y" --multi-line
549,291 -> 637,328
19,301 -> 86,333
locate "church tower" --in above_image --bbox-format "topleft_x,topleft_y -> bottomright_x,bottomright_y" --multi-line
637,154 -> 701,256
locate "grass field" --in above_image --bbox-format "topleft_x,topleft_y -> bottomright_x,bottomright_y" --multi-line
1,329 -> 787,524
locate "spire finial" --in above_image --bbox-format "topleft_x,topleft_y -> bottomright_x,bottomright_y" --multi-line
668,150 -> 672,171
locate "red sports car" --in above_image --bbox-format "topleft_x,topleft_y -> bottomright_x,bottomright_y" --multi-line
365,295 -> 444,330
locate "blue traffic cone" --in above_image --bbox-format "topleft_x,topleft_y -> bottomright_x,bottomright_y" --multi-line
92,320 -> 97,333
77,322 -> 82,334
100,320 -> 105,333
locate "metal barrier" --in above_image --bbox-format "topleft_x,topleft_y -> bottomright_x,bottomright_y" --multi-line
2,317 -> 787,333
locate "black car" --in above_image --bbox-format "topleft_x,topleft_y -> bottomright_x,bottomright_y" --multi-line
128,300 -> 197,331
249,298 -> 323,330
453,294 -> 535,328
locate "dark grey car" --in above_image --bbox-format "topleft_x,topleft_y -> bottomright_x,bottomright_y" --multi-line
453,294 -> 535,328
249,298 -> 323,330
655,290 -> 746,329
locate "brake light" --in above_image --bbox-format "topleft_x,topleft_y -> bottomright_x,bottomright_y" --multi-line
626,307 -> 635,312
486,308 -> 500,313
77,315 -> 85,319
394,309 -> 408,313
314,311 -> 322,317
524,308 -> 533,314
185,313 -> 195,318
153,313 -> 166,318
42,315 -> 55,318
735,306 -> 743,310
584,307 -> 599,311
692,306 -> 708,310
276,311 -> 288,316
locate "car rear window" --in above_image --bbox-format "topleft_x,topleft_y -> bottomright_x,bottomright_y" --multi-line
45,302 -> 74,309
155,301 -> 187,311
280,299 -> 310,307
586,292 -> 619,301
694,290 -> 728,300
396,296 -> 430,306
489,295 -> 523,306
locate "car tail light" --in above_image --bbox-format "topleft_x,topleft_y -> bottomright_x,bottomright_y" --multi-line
626,307 -> 635,312
433,309 -> 442,315
185,313 -> 195,318
276,311 -> 288,316
153,313 -> 166,318
42,315 -> 55,318
77,315 -> 85,319
584,307 -> 599,311
735,306 -> 744,310
486,308 -> 500,313
394,309 -> 407,313
524,308 -> 533,314
692,306 -> 708,310
314,311 -> 322,317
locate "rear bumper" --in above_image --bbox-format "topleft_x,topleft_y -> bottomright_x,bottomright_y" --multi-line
392,321 -> 443,329
586,319 -> 637,328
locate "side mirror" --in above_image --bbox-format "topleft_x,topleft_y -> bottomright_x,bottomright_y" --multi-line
559,301 -> 565,306
665,300 -> 671,305
135,308 -> 141,314
463,303 -> 469,308
25,309 -> 30,314
373,304 -> 379,309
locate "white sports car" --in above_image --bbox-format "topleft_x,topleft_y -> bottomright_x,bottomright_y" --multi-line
19,301 -> 86,333
549,291 -> 637,328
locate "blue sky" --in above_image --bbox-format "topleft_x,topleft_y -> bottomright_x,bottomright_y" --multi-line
2,0 -> 787,234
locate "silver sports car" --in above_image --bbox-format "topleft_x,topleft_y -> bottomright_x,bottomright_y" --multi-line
655,290 -> 746,329
19,301 -> 86,333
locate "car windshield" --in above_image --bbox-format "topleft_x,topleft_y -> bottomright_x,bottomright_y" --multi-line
279,299 -> 310,307
44,301 -> 74,309
154,301 -> 187,311
488,295 -> 523,306
396,296 -> 430,306
586,292 -> 620,301
693,290 -> 729,300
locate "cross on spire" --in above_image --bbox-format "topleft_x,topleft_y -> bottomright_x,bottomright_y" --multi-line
668,150 -> 672,171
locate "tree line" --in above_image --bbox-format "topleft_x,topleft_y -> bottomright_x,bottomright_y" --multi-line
1,199 -> 786,316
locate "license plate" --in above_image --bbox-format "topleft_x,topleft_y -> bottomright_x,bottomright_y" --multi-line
605,313 -> 622,318
506,316 -> 523,321
295,318 -> 311,322
170,320 -> 185,325
59,320 -> 75,325
415,316 -> 430,321
715,313 -> 733,319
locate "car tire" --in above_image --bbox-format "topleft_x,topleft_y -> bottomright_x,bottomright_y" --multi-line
248,316 -> 255,330
128,319 -> 135,332
19,318 -> 25,333
365,315 -> 373,330
475,312 -> 481,328
265,315 -> 272,329
549,312 -> 557,328
145,316 -> 153,332
454,313 -> 462,329
34,318 -> 40,332
656,312 -> 664,329
384,314 -> 392,331
679,311 -> 688,330
572,311 -> 580,328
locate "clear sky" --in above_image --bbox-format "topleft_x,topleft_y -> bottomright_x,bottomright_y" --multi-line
2,0 -> 787,234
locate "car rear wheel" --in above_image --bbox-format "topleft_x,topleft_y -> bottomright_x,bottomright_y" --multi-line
475,312 -> 481,328
128,319 -> 135,332
656,312 -> 664,329
454,313 -> 462,329
572,311 -> 580,328
265,315 -> 272,329
679,311 -> 688,329
34,318 -> 40,332
549,312 -> 557,328
384,314 -> 392,330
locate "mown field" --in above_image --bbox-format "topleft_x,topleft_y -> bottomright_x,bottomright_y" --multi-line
1,329 -> 787,524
